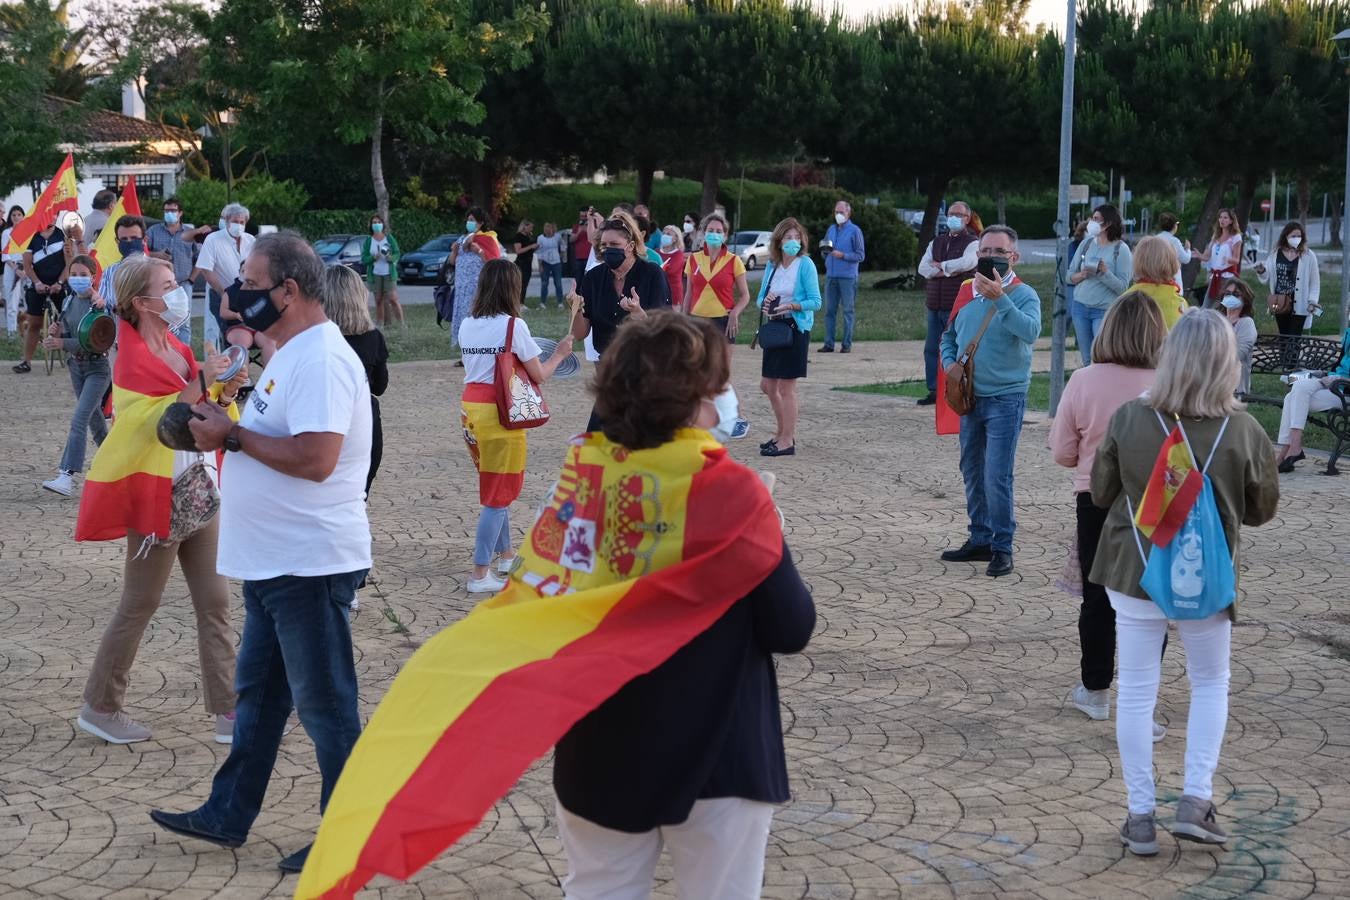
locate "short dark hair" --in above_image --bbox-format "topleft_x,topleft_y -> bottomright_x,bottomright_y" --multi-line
633,215 -> 652,239
92,190 -> 117,211
162,196 -> 183,210
251,231 -> 324,301
114,215 -> 146,237
472,259 -> 521,318
68,253 -> 97,273
1218,276 -> 1255,318
465,206 -> 491,230
613,202 -> 635,215
592,314 -> 730,450
1157,212 -> 1179,233
1093,204 -> 1124,242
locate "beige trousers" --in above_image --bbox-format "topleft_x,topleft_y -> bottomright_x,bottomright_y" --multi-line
83,516 -> 237,715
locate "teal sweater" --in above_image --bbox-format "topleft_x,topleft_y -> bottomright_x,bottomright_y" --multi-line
755,255 -> 823,332
940,282 -> 1042,397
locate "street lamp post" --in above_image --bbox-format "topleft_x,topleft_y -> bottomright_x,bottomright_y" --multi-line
1333,28 -> 1350,334
1049,0 -> 1077,417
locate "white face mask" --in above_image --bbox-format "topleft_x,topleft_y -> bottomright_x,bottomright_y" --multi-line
1288,235 -> 1302,248
1220,295 -> 1243,310
157,285 -> 191,331
682,222 -> 694,233
227,222 -> 245,239
1085,220 -> 1102,238
834,212 -> 847,225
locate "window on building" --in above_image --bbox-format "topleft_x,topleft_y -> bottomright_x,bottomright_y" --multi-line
101,173 -> 165,201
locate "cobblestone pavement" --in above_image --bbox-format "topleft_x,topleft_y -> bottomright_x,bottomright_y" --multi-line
2,340 -> 1349,899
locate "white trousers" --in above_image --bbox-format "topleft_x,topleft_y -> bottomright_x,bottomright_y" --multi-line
556,797 -> 773,900
1277,377 -> 1343,444
3,264 -> 19,334
1110,590 -> 1231,815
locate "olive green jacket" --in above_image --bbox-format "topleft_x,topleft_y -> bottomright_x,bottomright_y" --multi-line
1089,399 -> 1280,620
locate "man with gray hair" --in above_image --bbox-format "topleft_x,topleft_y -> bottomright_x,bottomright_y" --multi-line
939,225 -> 1041,578
150,232 -> 372,875
192,203 -> 270,359
819,198 -> 865,353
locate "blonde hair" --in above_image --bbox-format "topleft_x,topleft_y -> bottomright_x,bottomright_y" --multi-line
661,224 -> 683,247
1092,291 -> 1165,368
768,216 -> 810,265
700,212 -> 729,234
321,265 -> 375,335
1131,235 -> 1179,285
1148,310 -> 1241,418
113,255 -> 174,325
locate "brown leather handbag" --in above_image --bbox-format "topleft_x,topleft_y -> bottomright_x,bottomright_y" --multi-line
944,304 -> 1000,416
1267,292 -> 1293,316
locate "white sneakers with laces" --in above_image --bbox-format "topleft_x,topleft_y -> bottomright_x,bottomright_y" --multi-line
42,470 -> 75,497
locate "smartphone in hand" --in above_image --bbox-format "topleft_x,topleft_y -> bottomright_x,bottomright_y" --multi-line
977,257 -> 1008,280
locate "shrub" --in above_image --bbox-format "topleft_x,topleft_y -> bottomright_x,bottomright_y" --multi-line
766,187 -> 918,271
290,208 -> 457,251
149,176 -> 310,230
510,177 -> 793,234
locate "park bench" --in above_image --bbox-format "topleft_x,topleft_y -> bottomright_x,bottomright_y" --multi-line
1242,334 -> 1349,476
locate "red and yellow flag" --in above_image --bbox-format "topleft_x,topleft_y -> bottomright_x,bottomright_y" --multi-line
297,430 -> 784,900
91,177 -> 142,285
1133,424 -> 1202,547
74,320 -> 199,543
3,153 -> 79,255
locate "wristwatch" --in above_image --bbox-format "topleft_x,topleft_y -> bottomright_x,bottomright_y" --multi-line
223,424 -> 243,453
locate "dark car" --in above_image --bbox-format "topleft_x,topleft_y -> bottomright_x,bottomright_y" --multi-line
398,234 -> 459,284
314,234 -> 366,275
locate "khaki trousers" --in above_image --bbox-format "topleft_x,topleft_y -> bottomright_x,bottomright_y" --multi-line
83,516 -> 237,715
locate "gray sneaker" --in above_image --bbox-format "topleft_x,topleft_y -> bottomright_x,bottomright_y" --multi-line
215,713 -> 235,745
1174,795 -> 1227,844
77,704 -> 151,744
1070,684 -> 1110,720
1120,811 -> 1159,856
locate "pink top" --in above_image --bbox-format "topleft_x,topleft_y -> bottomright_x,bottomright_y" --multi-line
1048,363 -> 1155,493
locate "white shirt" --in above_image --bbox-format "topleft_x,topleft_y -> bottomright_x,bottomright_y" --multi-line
196,229 -> 255,288
917,237 -> 979,279
1,226 -> 21,264
371,239 -> 391,276
457,314 -> 541,385
1159,231 -> 1192,290
768,257 -> 802,303
217,320 -> 372,580
535,233 -> 564,265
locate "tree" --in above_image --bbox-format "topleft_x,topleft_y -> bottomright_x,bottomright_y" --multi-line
199,0 -> 547,225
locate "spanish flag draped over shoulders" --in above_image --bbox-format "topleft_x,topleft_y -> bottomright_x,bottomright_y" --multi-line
75,320 -> 198,543
1133,420 -> 1203,547
298,429 -> 784,899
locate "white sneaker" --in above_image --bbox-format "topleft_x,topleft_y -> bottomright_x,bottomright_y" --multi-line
467,573 -> 507,594
1070,684 -> 1110,721
42,471 -> 74,496
215,713 -> 235,745
1153,720 -> 1167,743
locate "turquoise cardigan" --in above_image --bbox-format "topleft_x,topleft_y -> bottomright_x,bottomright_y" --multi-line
755,255 -> 823,332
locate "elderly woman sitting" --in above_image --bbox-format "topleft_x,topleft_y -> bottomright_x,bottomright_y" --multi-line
1274,325 -> 1350,473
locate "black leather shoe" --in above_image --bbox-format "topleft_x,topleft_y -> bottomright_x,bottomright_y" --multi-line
840,346 -> 851,353
987,551 -> 1014,577
1277,451 -> 1304,474
818,345 -> 834,353
759,438 -> 778,451
762,444 -> 795,457
940,541 -> 993,562
278,843 -> 311,873
149,809 -> 245,848
917,392 -> 937,406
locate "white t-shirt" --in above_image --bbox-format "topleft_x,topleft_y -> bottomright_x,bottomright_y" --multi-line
1,226 -> 21,263
196,230 -> 255,288
768,257 -> 801,302
372,239 -> 391,276
217,320 -> 372,581
457,314 -> 541,385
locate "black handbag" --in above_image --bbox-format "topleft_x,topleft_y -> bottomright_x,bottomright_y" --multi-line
751,263 -> 795,351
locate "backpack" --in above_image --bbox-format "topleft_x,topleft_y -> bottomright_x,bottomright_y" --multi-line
1124,412 -> 1235,620
434,281 -> 455,329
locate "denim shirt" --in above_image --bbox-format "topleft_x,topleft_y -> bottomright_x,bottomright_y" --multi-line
823,221 -> 866,280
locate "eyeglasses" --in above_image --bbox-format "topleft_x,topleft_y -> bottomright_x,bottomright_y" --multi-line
978,247 -> 1014,258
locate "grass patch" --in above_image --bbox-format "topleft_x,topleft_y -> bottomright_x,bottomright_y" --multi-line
838,372 -> 1342,453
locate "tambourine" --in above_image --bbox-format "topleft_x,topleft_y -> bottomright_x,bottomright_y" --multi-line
217,344 -> 248,382
535,337 -> 580,379
76,307 -> 116,354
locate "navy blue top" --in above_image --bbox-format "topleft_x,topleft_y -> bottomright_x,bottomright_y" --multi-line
553,540 -> 816,832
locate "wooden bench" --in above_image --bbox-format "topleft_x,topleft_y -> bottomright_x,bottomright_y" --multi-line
1243,334 -> 1349,476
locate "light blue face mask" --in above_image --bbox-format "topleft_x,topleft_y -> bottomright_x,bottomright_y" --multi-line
465,220 -> 479,234
781,239 -> 802,256
946,215 -> 964,232
68,275 -> 93,294
704,232 -> 725,248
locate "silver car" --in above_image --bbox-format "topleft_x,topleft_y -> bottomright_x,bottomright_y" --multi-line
728,230 -> 773,270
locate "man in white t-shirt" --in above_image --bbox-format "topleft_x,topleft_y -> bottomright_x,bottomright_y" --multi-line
151,232 -> 372,876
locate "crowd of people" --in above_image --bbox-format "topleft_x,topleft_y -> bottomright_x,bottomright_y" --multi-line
2,179 -> 1347,893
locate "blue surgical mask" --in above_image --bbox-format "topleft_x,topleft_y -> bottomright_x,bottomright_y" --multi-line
660,233 -> 675,247
68,275 -> 93,295
163,211 -> 180,225
372,222 -> 384,233
704,232 -> 725,248
465,220 -> 479,233
946,216 -> 964,232
782,239 -> 802,256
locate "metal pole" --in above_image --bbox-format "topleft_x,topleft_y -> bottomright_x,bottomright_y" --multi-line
1323,193 -> 1329,244
1342,80 -> 1350,334
1268,170 -> 1275,239
1049,0 -> 1076,417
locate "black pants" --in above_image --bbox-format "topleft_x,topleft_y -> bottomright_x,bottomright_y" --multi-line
1274,311 -> 1303,336
516,261 -> 532,303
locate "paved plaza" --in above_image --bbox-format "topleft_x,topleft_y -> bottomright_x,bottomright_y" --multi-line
2,341 -> 1349,899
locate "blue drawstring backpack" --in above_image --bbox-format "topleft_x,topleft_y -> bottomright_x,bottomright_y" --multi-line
1125,413 -> 1236,620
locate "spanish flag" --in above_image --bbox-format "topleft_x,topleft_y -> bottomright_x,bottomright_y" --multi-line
297,429 -> 784,899
1133,422 -> 1202,547
75,321 -> 201,543
91,177 -> 142,285
3,153 -> 79,255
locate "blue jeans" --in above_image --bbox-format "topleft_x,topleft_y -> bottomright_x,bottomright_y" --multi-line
538,261 -> 564,307
196,570 -> 365,841
1070,300 -> 1106,367
475,506 -> 511,566
59,356 -> 110,473
958,392 -> 1027,553
924,307 -> 947,392
822,277 -> 857,349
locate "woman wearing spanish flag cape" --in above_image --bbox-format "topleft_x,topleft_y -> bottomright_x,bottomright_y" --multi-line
72,256 -> 247,747
297,314 -> 816,900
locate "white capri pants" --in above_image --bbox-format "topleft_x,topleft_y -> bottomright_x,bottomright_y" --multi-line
1277,377 -> 1344,444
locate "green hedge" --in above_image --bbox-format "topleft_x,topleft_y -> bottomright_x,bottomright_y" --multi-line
507,177 -> 792,234
290,208 -> 458,251
141,175 -> 310,230
766,186 -> 918,271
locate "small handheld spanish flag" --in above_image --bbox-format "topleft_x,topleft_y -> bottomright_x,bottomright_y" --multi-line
1133,423 -> 1203,547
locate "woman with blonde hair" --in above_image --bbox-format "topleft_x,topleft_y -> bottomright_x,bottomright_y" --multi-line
657,224 -> 686,310
321,264 -> 388,498
1198,208 -> 1244,307
684,212 -> 751,341
756,217 -> 821,457
1129,236 -> 1187,330
74,255 -> 246,745
1051,291 -> 1166,731
1090,310 -> 1278,856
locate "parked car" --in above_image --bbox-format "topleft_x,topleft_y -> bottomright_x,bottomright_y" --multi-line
398,234 -> 459,284
313,234 -> 366,275
728,230 -> 772,270
899,209 -> 925,233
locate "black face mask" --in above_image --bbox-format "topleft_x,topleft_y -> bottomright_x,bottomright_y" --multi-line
601,247 -> 627,270
118,238 -> 144,257
228,280 -> 286,332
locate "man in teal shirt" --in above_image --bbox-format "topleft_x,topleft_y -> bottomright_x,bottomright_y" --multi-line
938,225 -> 1041,577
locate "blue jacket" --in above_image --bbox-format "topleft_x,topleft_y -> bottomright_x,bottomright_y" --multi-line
1334,329 -> 1350,380
755,255 -> 823,332
824,220 -> 865,279
940,280 -> 1042,397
